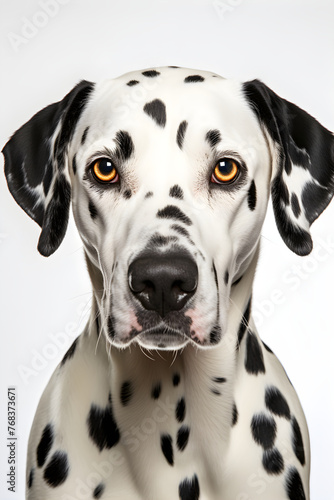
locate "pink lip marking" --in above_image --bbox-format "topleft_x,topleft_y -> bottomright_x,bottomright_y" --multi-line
129,311 -> 143,333
185,309 -> 206,343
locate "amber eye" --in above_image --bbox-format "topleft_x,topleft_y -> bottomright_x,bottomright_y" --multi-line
92,158 -> 118,183
211,158 -> 239,184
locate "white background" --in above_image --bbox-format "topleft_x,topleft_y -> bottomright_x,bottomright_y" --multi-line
1,0 -> 333,498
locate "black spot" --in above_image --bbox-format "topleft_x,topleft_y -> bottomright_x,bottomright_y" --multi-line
285,467 -> 306,500
262,341 -> 273,353
213,377 -> 226,383
28,468 -> 34,488
177,121 -> 188,149
95,316 -> 100,337
157,205 -> 192,225
145,191 -> 153,198
237,298 -> 252,348
224,270 -> 229,285
160,434 -> 174,465
123,189 -> 132,199
81,126 -> 89,145
152,383 -> 161,400
37,423 -> 54,467
301,181 -> 331,224
279,179 -> 290,205
210,325 -> 222,344
211,388 -> 221,396
169,185 -> 184,199
212,263 -> 218,287
127,80 -> 139,86
93,482 -> 105,499
43,451 -> 69,487
60,337 -> 78,366
251,413 -> 277,449
176,397 -> 186,422
248,180 -> 257,210
291,193 -> 301,218
206,129 -> 221,148
232,404 -> 238,426
88,200 -> 98,220
120,381 -> 133,406
265,386 -> 290,419
108,316 -> 115,339
173,373 -> 180,386
142,70 -> 160,77
115,130 -> 134,161
245,331 -> 265,374
291,416 -> 305,466
87,402 -> 120,451
272,180 -> 313,256
179,474 -> 200,500
143,99 -> 166,128
184,75 -> 205,83
149,233 -> 178,247
262,448 -> 284,475
171,224 -> 191,239
288,139 -> 312,170
177,425 -> 190,451
72,154 -> 77,175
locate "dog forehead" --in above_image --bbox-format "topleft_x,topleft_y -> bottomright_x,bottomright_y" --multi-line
79,67 -> 260,141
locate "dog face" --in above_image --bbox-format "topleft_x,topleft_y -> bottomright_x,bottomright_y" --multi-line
69,69 -> 271,349
3,67 -> 334,350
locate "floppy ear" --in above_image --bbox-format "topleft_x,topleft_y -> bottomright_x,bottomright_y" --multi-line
2,80 -> 95,257
243,79 -> 334,256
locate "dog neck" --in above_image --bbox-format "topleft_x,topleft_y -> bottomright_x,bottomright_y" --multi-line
84,246 -> 258,487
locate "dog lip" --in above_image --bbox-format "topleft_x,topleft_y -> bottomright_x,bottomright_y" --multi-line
134,325 -> 212,350
138,324 -> 186,339
134,324 -> 189,348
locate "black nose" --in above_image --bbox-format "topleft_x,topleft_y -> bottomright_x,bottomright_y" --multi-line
128,251 -> 198,318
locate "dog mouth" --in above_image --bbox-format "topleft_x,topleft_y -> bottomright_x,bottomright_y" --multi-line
133,325 -> 189,350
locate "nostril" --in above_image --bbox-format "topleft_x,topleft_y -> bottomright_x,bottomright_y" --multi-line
171,284 -> 189,307
178,276 -> 198,293
129,276 -> 155,294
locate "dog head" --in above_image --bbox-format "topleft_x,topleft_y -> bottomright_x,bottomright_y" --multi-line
3,67 -> 334,350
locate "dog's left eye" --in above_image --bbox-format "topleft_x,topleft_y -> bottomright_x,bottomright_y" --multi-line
91,158 -> 119,183
211,158 -> 239,184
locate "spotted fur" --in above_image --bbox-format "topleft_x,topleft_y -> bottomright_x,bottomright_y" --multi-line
4,66 -> 333,499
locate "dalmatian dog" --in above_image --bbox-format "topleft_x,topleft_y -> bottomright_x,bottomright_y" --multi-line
3,67 -> 334,500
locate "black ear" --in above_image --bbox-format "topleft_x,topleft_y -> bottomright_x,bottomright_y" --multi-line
2,80 -> 95,256
243,79 -> 334,256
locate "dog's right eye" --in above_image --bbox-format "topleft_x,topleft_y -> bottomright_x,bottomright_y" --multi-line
211,158 -> 240,184
91,158 -> 119,183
